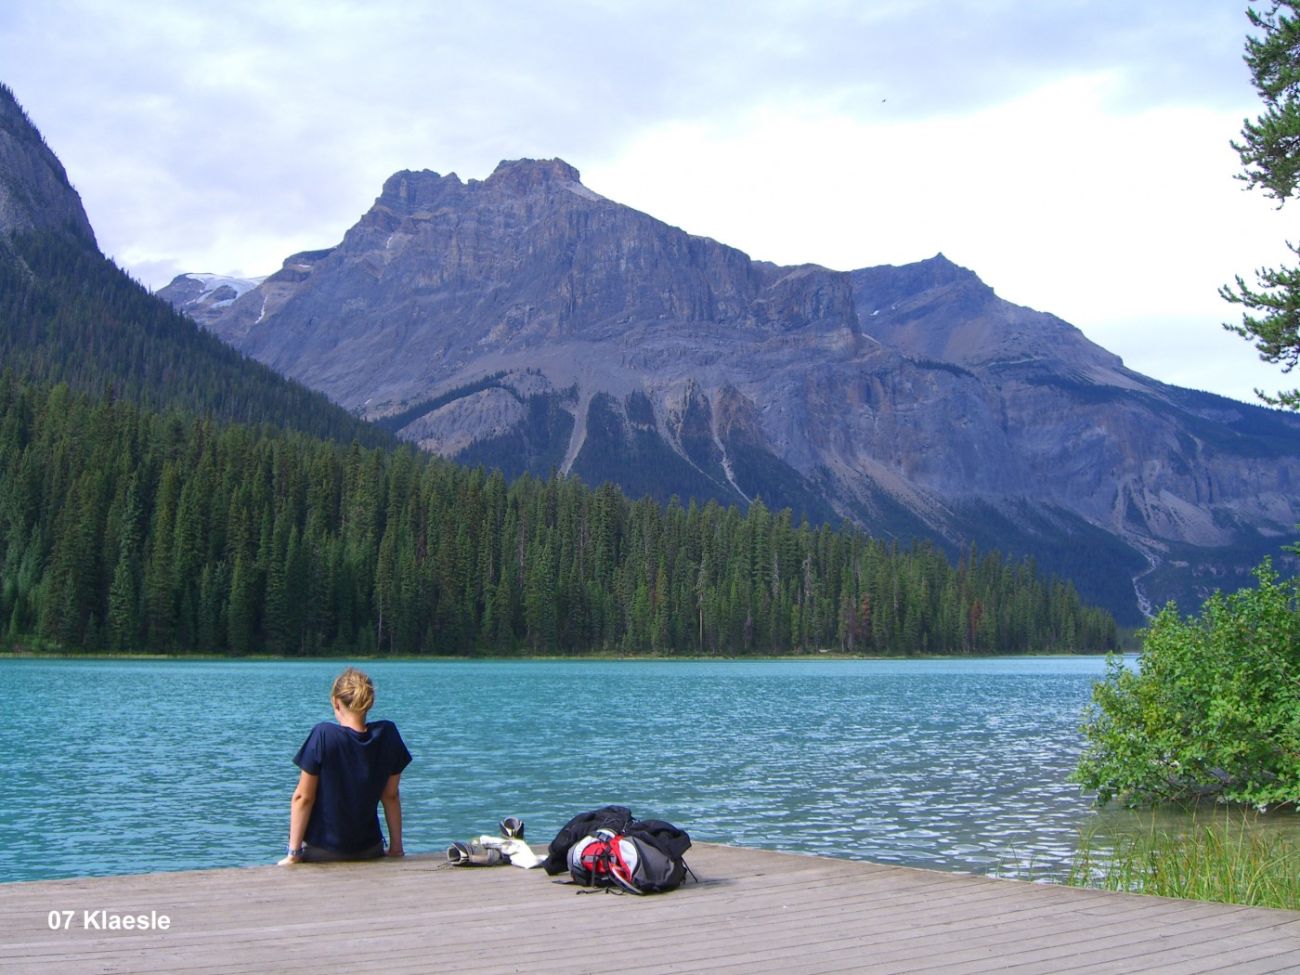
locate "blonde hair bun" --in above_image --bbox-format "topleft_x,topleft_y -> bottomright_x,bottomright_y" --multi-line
331,666 -> 375,715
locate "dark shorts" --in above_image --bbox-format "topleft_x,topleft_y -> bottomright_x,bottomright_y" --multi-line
299,840 -> 386,863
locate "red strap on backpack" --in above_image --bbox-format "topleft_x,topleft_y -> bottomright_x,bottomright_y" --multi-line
606,835 -> 643,894
577,835 -> 612,883
573,831 -> 644,892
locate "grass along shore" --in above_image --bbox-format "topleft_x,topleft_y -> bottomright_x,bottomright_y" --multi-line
1065,812 -> 1300,910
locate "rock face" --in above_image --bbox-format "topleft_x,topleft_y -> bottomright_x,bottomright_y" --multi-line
0,83 -> 97,246
176,157 -> 1300,623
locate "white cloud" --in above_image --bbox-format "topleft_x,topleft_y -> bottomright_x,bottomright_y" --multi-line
585,72 -> 1292,402
0,0 -> 1291,404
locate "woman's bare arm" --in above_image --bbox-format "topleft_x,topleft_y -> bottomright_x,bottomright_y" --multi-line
278,770 -> 318,864
380,773 -> 404,857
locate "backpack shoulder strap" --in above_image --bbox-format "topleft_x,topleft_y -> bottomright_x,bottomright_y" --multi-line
607,834 -> 644,895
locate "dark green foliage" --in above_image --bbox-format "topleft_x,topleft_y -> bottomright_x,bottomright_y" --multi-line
0,229 -> 390,445
831,471 -> 943,550
454,392 -> 574,479
1075,561 -> 1300,807
1141,534 -> 1299,618
566,394 -> 839,525
725,443 -> 840,527
675,396 -> 726,476
375,371 -> 510,434
1221,2 -> 1300,409
952,501 -> 1149,627
0,380 -> 1117,656
908,357 -> 977,380
1019,374 -> 1127,405
1235,3 -> 1300,205
570,394 -> 737,507
624,390 -> 656,427
1159,387 -> 1300,459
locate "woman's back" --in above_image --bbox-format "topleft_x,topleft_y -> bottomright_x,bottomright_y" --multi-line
280,667 -> 412,864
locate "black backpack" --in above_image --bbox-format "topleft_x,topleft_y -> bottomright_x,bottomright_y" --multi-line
544,805 -> 693,894
542,805 -> 633,875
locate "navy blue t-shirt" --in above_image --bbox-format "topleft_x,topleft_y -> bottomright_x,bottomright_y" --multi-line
293,719 -> 412,854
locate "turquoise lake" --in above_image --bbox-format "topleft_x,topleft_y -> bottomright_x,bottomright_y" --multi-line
3,656 -> 1131,883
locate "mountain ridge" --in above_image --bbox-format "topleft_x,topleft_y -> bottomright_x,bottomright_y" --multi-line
161,157 -> 1300,623
0,85 -> 1118,662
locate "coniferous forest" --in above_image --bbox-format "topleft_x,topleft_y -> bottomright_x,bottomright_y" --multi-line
0,217 -> 1117,657
0,230 -> 389,447
0,379 -> 1117,656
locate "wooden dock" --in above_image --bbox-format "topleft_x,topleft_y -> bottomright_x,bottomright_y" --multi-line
4,844 -> 1299,974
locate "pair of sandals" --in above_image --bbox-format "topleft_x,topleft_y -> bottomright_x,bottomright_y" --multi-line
447,817 -> 529,867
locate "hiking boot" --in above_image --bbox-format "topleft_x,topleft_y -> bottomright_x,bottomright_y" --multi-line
447,841 -> 503,866
500,816 -> 525,840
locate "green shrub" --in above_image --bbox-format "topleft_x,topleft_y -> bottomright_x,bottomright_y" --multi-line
1075,561 -> 1300,808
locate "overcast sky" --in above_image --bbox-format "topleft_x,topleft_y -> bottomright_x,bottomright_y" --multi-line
1,1 -> 1292,405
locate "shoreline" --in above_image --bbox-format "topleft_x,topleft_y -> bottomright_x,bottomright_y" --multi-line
0,648 -> 1116,662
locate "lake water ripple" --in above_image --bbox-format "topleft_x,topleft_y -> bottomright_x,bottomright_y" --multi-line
2,657 -> 1120,883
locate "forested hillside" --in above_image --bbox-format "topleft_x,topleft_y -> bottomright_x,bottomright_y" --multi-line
0,380 -> 1117,656
0,229 -> 389,446
176,156 -> 1300,625
0,82 -> 1118,658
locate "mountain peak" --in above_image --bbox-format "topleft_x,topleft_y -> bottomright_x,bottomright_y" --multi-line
378,168 -> 463,210
375,159 -> 593,213
168,149 -> 1300,625
486,157 -> 582,192
918,252 -> 980,283
849,252 -> 989,320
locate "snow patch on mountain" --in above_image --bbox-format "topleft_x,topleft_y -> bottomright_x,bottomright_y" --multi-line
183,273 -> 265,302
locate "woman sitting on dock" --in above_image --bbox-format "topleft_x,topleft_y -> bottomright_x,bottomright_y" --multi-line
279,667 -> 412,864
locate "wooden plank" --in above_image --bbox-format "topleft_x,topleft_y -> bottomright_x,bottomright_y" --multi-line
694,900 -> 1253,975
1,845 -> 1298,975
606,883 -> 1286,975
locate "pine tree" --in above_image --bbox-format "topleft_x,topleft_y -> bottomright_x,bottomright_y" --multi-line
106,551 -> 138,652
1221,1 -> 1300,408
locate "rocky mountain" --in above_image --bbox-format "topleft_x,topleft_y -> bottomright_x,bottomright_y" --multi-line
162,158 -> 1300,623
0,83 -> 96,247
